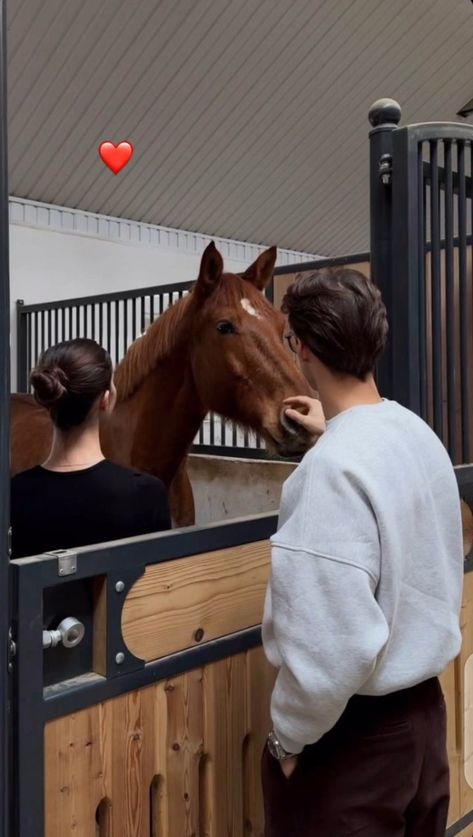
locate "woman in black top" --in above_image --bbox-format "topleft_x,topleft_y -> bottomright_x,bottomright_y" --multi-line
11,338 -> 171,559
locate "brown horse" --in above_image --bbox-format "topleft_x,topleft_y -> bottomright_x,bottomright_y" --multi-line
11,242 -> 313,526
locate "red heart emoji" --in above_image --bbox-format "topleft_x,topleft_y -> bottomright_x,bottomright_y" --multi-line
98,141 -> 133,174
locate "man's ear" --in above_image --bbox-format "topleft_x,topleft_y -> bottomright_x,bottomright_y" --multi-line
242,246 -> 277,291
194,241 -> 224,301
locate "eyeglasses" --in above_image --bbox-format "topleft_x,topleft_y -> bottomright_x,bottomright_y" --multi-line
284,332 -> 299,354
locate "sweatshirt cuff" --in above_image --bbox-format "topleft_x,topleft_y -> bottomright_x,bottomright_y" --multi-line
274,727 -> 304,756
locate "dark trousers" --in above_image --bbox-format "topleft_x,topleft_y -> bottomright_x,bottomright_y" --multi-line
262,677 -> 449,837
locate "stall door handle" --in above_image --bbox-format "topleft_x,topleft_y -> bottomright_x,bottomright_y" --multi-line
43,617 -> 85,650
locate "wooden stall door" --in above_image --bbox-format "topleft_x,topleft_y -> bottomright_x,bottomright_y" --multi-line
45,647 -> 276,837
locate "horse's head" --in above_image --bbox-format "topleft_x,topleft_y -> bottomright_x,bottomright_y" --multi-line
188,243 -> 313,457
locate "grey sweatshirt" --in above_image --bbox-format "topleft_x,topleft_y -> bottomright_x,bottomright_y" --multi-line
262,398 -> 463,755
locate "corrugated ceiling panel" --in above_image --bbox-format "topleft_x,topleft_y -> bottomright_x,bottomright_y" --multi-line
7,0 -> 473,255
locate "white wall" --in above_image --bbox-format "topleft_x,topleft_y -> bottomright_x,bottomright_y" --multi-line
9,198 -> 318,390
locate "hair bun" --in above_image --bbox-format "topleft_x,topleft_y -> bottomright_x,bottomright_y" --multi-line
30,366 -> 69,407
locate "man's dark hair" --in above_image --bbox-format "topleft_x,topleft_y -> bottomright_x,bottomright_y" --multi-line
282,267 -> 388,380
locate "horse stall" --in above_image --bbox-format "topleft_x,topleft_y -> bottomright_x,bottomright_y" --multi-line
7,465 -> 473,837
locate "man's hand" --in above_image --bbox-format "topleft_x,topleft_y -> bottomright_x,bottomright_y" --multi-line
283,396 -> 326,438
280,755 -> 299,779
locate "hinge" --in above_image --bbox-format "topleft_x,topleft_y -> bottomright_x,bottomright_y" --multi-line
379,153 -> 392,185
44,549 -> 77,577
8,627 -> 16,673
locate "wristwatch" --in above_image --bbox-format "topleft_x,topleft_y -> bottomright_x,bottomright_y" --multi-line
267,729 -> 296,761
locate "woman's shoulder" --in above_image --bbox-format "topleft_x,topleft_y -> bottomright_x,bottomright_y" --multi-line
11,466 -> 43,486
101,461 -> 167,493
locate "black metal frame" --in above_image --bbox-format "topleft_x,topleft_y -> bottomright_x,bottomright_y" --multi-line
0,2 -> 10,835
11,512 -> 277,836
369,102 -> 473,464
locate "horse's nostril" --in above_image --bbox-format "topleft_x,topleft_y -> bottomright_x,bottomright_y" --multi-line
280,408 -> 300,437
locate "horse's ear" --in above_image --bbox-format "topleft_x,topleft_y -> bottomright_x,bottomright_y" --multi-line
242,246 -> 277,291
194,242 -> 224,300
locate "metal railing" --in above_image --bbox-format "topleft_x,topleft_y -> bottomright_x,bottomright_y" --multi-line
369,100 -> 473,465
16,280 -> 269,457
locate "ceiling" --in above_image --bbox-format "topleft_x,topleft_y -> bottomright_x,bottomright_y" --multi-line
7,0 -> 473,255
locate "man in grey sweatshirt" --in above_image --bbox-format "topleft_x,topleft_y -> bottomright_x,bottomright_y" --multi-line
261,267 -> 464,836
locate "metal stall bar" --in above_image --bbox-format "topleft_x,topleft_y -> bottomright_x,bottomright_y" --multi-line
0,1 -> 11,833
430,140 -> 443,440
390,123 -> 422,415
444,140 -> 456,460
368,98 -> 402,401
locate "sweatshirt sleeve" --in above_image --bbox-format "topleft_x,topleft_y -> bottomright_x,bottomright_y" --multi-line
263,548 -> 389,754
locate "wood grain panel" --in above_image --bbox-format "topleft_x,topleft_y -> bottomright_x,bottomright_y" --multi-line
461,571 -> 473,820
121,542 -> 271,662
441,660 -> 461,826
45,648 -> 275,837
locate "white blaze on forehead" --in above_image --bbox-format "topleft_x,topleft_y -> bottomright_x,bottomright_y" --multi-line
241,298 -> 262,319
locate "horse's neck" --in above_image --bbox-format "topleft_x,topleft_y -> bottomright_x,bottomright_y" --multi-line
103,358 -> 206,486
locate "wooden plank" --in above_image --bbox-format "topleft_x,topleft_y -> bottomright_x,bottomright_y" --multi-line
441,660 -> 461,827
101,687 -> 156,837
45,708 -> 104,837
461,571 -> 473,820
121,542 -> 270,662
163,670 -> 203,837
243,647 -> 276,837
462,500 -> 473,557
202,654 -> 247,837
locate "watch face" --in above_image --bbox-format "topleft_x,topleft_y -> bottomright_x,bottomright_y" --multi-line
267,731 -> 285,760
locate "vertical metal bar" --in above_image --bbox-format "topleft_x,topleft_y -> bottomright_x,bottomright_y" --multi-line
61,306 -> 66,343
209,412 -> 215,446
132,297 -> 137,341
106,301 -> 111,354
68,305 -> 73,340
430,141 -> 443,439
54,307 -> 59,345
444,141 -> 456,460
34,311 -> 39,365
0,0 -> 11,831
40,309 -> 45,353
115,300 -> 119,364
140,296 -> 146,333
99,303 -> 103,347
418,143 -> 427,420
75,304 -> 80,339
123,298 -> 128,355
390,126 -> 422,414
457,142 -> 469,462
16,301 -> 28,392
368,99 -> 402,401
150,294 -> 155,323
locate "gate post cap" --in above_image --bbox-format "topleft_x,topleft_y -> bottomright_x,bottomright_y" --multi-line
369,99 -> 401,128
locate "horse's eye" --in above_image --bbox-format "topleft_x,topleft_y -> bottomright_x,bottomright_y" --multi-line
216,321 -> 235,335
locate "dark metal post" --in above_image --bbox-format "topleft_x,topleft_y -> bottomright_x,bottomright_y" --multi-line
0,0 -> 10,834
16,300 -> 27,392
389,125 -> 423,417
368,99 -> 402,400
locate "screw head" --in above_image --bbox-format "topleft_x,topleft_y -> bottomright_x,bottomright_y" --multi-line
115,652 -> 125,665
115,581 -> 125,593
194,628 -> 204,643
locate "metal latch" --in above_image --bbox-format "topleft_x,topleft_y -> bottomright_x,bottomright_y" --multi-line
379,153 -> 392,185
8,627 -> 16,673
44,549 -> 77,577
43,617 -> 85,650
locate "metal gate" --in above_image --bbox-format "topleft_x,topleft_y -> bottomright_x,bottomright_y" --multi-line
369,99 -> 473,465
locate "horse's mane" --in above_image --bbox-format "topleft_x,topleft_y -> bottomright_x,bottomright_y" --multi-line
114,292 -> 192,401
